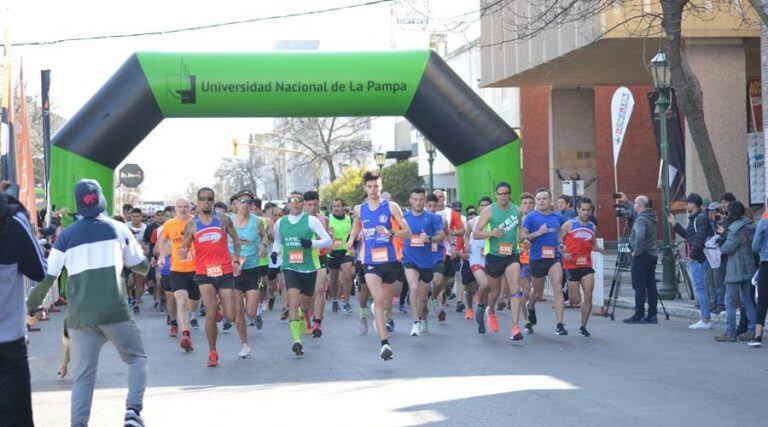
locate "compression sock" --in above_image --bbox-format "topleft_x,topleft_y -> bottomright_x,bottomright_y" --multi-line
289,320 -> 302,341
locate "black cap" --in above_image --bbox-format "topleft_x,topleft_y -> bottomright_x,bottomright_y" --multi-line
686,193 -> 703,207
235,189 -> 255,199
451,201 -> 462,210
74,179 -> 106,218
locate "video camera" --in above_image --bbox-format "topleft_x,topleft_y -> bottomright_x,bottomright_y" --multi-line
613,192 -> 633,220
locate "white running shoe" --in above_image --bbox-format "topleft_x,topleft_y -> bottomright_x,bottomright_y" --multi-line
236,344 -> 251,359
688,320 -> 713,330
410,322 -> 420,337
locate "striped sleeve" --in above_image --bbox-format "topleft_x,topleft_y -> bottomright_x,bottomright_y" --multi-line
11,212 -> 47,281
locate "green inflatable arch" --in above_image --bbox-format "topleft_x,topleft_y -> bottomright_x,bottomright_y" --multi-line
51,50 -> 520,211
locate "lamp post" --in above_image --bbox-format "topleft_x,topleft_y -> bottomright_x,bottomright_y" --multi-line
649,49 -> 676,300
423,139 -> 436,192
340,163 -> 350,176
374,151 -> 386,170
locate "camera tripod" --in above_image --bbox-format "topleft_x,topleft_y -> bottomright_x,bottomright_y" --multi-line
604,225 -> 669,321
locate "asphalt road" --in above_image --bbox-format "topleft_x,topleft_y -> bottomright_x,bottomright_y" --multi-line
28,297 -> 768,426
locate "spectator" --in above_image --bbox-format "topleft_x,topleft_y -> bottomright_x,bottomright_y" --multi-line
0,188 -> 47,426
714,201 -> 757,342
705,202 -> 726,314
624,195 -> 659,324
557,195 -> 576,221
750,197 -> 768,347
26,179 -> 150,427
668,193 -> 714,330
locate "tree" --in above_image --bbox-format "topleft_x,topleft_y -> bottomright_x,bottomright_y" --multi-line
479,0 -> 751,198
270,117 -> 373,183
320,168 -> 366,207
380,161 -> 424,206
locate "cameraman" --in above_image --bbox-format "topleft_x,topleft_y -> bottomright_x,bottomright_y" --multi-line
668,193 -> 714,330
624,195 -> 660,324
707,202 -> 727,313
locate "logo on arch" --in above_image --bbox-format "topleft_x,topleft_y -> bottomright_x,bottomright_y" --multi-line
166,59 -> 197,105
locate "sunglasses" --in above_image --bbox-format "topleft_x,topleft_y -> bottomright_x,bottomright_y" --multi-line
288,197 -> 304,203
238,198 -> 254,204
198,196 -> 214,202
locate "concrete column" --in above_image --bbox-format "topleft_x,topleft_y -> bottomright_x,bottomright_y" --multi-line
684,39 -> 748,201
548,87 -> 598,202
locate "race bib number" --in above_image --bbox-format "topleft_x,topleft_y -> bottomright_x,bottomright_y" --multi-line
333,238 -> 344,248
498,242 -> 513,256
206,265 -> 223,277
431,242 -> 439,252
410,236 -> 425,247
576,255 -> 589,266
542,246 -> 555,259
371,247 -> 389,263
289,250 -> 304,264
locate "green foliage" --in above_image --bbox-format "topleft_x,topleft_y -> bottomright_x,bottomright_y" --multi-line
381,161 -> 424,206
320,168 -> 366,207
320,161 -> 424,208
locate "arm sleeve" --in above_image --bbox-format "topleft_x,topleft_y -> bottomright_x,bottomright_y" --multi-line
272,218 -> 282,252
719,230 -> 740,256
11,213 -> 47,281
672,223 -> 687,239
691,215 -> 709,253
752,219 -> 767,253
308,216 -> 333,248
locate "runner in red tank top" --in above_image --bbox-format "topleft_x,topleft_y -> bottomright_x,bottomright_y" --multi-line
181,187 -> 242,367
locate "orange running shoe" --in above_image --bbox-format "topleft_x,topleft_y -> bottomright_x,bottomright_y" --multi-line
169,324 -> 178,337
510,325 -> 523,341
180,334 -> 193,353
488,314 -> 499,333
465,308 -> 474,320
206,350 -> 219,367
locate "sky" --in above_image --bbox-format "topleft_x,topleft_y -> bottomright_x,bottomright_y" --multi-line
3,0 -> 480,201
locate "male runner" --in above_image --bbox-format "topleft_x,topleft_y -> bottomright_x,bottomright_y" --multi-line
303,191 -> 330,337
402,186 -> 444,336
253,197 -> 274,323
425,194 -> 450,327
327,198 -> 356,315
463,198 -> 491,326
127,208 -> 148,312
433,190 -> 465,317
559,197 -> 605,337
347,171 -> 411,360
273,192 -> 332,355
181,187 -> 242,367
229,190 -> 268,358
473,182 -> 524,340
518,192 -> 535,334
382,190 -> 405,333
157,198 -> 201,353
153,220 -> 177,335
267,206 -> 288,321
522,188 -> 568,336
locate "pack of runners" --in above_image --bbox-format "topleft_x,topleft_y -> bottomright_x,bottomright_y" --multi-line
125,176 -> 605,366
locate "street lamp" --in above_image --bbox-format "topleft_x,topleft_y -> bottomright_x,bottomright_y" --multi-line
649,49 -> 676,300
340,163 -> 350,176
374,151 -> 386,170
423,139 -> 436,192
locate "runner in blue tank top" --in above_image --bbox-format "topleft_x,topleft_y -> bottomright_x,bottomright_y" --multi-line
401,187 -> 446,336
346,170 -> 411,361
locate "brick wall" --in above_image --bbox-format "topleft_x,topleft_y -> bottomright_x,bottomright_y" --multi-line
520,87 -> 551,193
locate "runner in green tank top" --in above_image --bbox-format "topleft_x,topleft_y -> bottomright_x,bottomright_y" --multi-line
473,181 -> 525,341
273,192 -> 332,356
327,198 -> 356,314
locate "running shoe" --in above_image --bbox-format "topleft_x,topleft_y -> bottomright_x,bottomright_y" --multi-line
312,321 -> 323,338
166,315 -> 172,325
579,326 -> 591,338
268,296 -> 276,311
180,334 -> 194,353
248,319 -> 256,327
236,344 -> 251,359
190,318 -> 200,330
465,307 -> 474,320
380,343 -> 394,361
206,350 -> 219,367
386,319 -> 395,332
292,341 -> 304,356
748,336 -> 763,347
124,408 -> 144,427
527,303 -> 537,325
475,307 -> 486,334
343,303 -> 353,314
410,322 -> 420,337
497,300 -> 506,311
332,301 -> 340,313
398,304 -> 408,314
556,323 -> 568,336
199,306 -> 206,317
222,320 -> 232,333
153,301 -> 159,311
488,312 -> 499,333
132,305 -> 140,314
420,319 -> 429,334
524,321 -> 534,335
169,324 -> 178,337
510,325 -> 523,341
456,301 -> 466,313
255,315 -> 263,330
437,309 -> 447,322
360,316 -> 369,334
280,308 -> 289,321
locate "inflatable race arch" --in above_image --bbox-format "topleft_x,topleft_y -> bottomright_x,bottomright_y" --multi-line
50,50 -> 520,211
